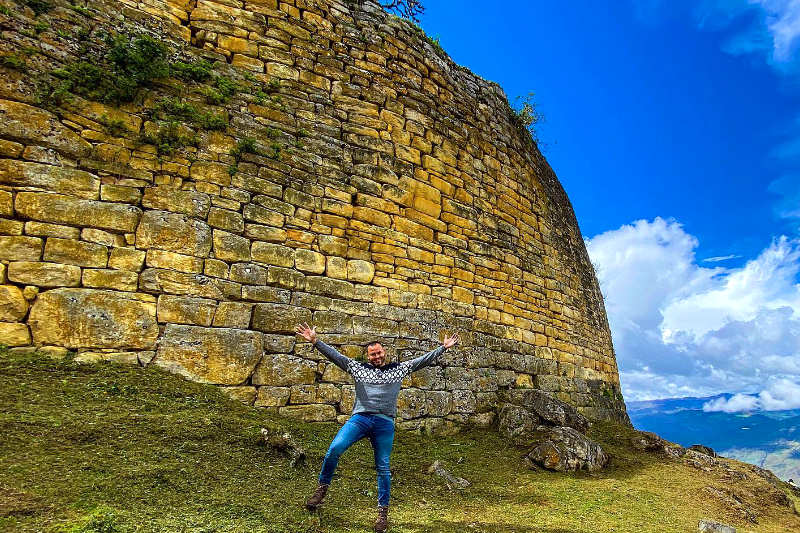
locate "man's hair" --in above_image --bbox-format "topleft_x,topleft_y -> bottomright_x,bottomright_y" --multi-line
365,340 -> 383,349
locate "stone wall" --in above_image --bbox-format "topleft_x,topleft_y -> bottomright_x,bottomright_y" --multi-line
0,0 -> 629,432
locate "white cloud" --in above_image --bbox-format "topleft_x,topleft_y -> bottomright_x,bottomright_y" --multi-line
586,218 -> 800,402
703,254 -> 742,262
703,378 -> 800,411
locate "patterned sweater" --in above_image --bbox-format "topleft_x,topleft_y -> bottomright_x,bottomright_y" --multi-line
313,340 -> 447,419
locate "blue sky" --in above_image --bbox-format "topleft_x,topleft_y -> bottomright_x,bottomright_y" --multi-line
415,1 -> 800,406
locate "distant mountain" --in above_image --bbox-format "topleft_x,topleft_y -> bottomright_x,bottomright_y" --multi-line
627,395 -> 800,481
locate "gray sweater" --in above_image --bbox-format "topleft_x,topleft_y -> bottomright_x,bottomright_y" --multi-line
313,340 -> 447,419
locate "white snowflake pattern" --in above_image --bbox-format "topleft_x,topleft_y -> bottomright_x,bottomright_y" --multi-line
347,361 -> 412,384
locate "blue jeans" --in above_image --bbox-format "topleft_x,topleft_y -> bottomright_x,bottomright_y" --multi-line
319,413 -> 395,506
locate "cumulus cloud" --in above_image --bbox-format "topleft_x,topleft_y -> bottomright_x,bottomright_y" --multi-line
703,378 -> 800,411
586,217 -> 800,402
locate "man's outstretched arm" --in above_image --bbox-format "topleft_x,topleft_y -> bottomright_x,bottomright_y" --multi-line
295,322 -> 352,372
405,332 -> 460,373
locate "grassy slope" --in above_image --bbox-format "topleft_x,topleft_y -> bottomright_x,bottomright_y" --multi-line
0,351 -> 798,533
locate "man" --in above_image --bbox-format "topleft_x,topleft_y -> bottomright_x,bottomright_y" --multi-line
295,322 -> 459,533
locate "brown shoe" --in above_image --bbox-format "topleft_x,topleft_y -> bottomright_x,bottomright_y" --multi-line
374,505 -> 389,532
305,483 -> 329,511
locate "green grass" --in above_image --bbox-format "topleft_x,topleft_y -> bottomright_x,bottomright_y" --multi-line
0,349 -> 797,532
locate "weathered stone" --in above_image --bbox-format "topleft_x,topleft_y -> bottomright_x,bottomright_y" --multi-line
294,249 -> 325,273
498,389 -> 590,433
252,354 -> 317,386
146,249 -> 204,273
7,262 -> 81,287
135,210 -> 212,257
526,426 -> 608,472
157,295 -> 217,326
698,519 -> 736,533
74,351 -> 140,365
251,241 -> 295,267
142,187 -> 210,218
397,388 -> 427,418
81,228 -> 126,248
0,160 -> 99,199
43,238 -> 107,267
0,285 -> 27,321
108,248 -> 146,271
262,334 -> 296,353
24,222 -> 80,240
139,269 -> 233,300
82,269 -> 139,291
191,161 -> 232,187
16,192 -> 141,232
0,322 -> 31,345
230,262 -> 267,285
255,386 -> 291,407
252,303 -> 311,333
155,325 -> 263,385
498,404 -> 542,445
208,207 -> 245,233
0,100 -> 92,158
28,289 -> 157,349
347,259 -> 375,283
213,302 -> 253,328
0,236 -> 42,261
221,386 -> 257,405
213,230 -> 250,262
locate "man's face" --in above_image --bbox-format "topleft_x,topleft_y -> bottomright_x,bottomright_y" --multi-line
367,343 -> 386,367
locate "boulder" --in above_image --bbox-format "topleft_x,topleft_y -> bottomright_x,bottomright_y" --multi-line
427,460 -> 470,489
155,325 -> 263,385
525,426 -> 608,472
28,289 -> 157,349
498,388 -> 589,433
689,444 -> 717,457
498,404 -> 541,445
698,519 -> 735,533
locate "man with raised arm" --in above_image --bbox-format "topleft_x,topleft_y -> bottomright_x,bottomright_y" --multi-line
295,322 -> 459,533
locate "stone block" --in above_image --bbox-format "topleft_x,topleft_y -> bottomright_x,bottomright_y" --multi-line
313,310 -> 353,333
321,362 -> 350,384
262,334 -> 296,353
397,388 -> 427,418
245,224 -> 286,242
82,269 -> 139,291
191,161 -> 231,187
0,322 -> 31,346
24,222 -> 80,240
155,324 -> 263,385
7,262 -> 81,287
0,190 -> 11,217
304,276 -> 354,299
139,269 -> 234,300
157,295 -> 217,326
213,230 -> 250,262
208,207 -> 245,233
252,353 -> 317,386
0,159 -> 99,199
0,219 -> 24,235
213,302 -> 253,328
264,266 -> 305,289
242,284 -> 291,302
220,386 -> 257,405
15,192 -> 141,232
81,228 -> 126,248
451,389 -> 476,413
0,236 -> 42,261
255,386 -> 290,407
347,259 -> 375,283
251,241 -> 295,267
425,390 -> 453,416
0,285 -> 27,321
230,263 -> 267,285
294,249 -> 325,274
101,184 -> 142,204
325,256 -> 347,279
0,99 -> 91,158
135,210 -> 212,257
108,248 -> 146,271
146,249 -> 204,273
44,238 -> 107,267
252,303 -> 311,333
28,288 -> 158,349
142,187 -> 210,218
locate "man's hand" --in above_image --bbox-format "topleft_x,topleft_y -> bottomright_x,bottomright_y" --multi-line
443,332 -> 460,349
295,322 -> 318,344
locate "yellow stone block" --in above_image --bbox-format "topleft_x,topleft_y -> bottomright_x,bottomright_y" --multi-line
0,322 -> 30,346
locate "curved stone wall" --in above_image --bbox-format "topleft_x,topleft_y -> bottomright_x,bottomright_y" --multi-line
0,0 -> 628,432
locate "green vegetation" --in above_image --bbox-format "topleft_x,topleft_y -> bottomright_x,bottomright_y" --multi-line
205,75 -> 240,105
0,5 -> 10,16
68,3 -> 91,17
33,20 -> 48,34
510,91 -> 545,145
23,0 -> 51,15
0,348 -> 797,532
100,115 -> 129,137
152,97 -> 228,131
40,33 -> 169,106
170,59 -> 215,82
0,53 -> 27,71
139,121 -> 199,158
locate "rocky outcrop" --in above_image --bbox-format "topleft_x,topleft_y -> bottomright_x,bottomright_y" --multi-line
0,0 -> 628,430
525,426 -> 608,472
